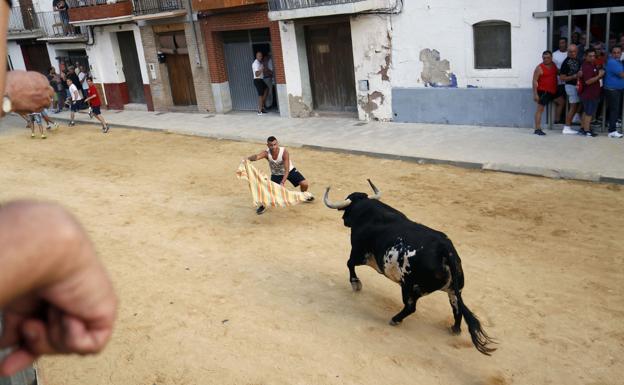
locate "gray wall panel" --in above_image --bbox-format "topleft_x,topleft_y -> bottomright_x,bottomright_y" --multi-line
392,88 -> 537,128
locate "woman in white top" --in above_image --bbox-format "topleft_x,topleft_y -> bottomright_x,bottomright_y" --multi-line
246,136 -> 313,214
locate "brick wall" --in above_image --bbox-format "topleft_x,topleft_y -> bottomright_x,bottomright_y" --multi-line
184,22 -> 216,112
139,25 -> 174,110
200,6 -> 285,85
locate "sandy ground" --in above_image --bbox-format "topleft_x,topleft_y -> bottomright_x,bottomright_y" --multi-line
0,121 -> 623,385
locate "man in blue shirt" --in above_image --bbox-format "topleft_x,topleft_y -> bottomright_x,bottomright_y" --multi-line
604,45 -> 624,138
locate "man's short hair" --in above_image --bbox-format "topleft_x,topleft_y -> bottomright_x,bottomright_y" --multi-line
610,45 -> 622,53
267,136 -> 277,143
585,48 -> 596,55
87,77 -> 94,81
559,37 -> 567,43
542,50 -> 552,56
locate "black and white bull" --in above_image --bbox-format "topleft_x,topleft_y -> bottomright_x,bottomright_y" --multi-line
324,180 -> 495,355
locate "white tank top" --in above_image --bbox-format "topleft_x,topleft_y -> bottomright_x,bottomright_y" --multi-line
267,147 -> 294,175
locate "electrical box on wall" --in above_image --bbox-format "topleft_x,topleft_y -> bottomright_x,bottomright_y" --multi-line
148,63 -> 157,80
358,80 -> 369,92
157,51 -> 166,64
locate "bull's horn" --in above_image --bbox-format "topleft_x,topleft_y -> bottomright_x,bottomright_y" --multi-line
367,179 -> 382,200
323,187 -> 352,210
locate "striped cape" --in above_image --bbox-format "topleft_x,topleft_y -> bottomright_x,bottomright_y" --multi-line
236,160 -> 312,207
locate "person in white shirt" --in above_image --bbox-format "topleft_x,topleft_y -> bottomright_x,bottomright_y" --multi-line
262,53 -> 274,110
252,51 -> 268,116
78,66 -> 89,98
67,77 -> 83,126
552,37 -> 568,123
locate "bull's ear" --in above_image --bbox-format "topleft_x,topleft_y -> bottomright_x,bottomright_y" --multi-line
324,187 -> 352,209
367,179 -> 382,200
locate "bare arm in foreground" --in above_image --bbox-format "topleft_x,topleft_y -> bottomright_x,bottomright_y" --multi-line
0,201 -> 117,377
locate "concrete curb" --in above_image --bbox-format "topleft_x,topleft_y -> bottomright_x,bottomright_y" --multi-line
52,117 -> 624,185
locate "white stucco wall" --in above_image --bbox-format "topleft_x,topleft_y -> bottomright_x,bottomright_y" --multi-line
350,14 -> 392,121
87,24 -> 149,85
7,41 -> 26,70
391,0 -> 548,89
279,20 -> 313,117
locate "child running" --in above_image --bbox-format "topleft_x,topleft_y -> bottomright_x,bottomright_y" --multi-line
83,77 -> 109,133
67,77 -> 83,126
28,112 -> 46,139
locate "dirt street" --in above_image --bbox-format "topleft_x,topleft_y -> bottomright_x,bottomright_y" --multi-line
1,124 -> 622,385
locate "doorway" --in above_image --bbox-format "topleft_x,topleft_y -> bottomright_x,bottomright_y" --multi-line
21,42 -> 51,74
223,28 -> 274,111
159,32 -> 196,106
117,31 -> 145,104
305,22 -> 356,112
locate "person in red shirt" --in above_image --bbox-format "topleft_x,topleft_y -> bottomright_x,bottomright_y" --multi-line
532,50 -> 564,135
578,48 -> 605,137
83,77 -> 110,133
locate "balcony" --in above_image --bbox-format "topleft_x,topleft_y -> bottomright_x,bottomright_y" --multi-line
66,0 -> 134,24
267,0 -> 395,20
191,0 -> 266,12
132,0 -> 187,20
8,7 -> 88,42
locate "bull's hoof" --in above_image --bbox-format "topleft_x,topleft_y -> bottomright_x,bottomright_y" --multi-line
350,280 -> 362,291
389,319 -> 401,326
450,326 -> 461,335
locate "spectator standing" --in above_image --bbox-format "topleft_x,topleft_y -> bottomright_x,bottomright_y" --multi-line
603,45 -> 624,138
67,77 -> 83,126
262,53 -> 274,110
578,48 -> 604,137
53,0 -> 70,36
78,65 -> 88,98
552,38 -> 568,123
532,51 -> 564,136
560,44 -> 582,135
252,51 -> 268,116
47,66 -> 63,113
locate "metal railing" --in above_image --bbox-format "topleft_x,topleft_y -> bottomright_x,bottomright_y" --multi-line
267,0 -> 366,11
132,0 -> 184,16
66,0 -> 123,7
8,6 -> 87,38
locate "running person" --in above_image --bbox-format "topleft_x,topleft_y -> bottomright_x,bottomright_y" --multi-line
246,136 -> 313,215
66,77 -> 82,126
83,77 -> 109,133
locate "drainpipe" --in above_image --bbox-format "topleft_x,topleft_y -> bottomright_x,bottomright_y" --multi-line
184,0 -> 202,67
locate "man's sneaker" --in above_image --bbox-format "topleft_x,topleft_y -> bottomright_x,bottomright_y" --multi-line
31,133 -> 35,138
104,125 -> 110,133
562,126 -> 577,135
608,131 -> 623,138
46,125 -> 52,130
68,121 -> 75,126
256,205 -> 267,215
41,134 -> 46,139
534,129 -> 546,136
257,111 -> 263,116
583,130 -> 598,137
53,122 -> 59,129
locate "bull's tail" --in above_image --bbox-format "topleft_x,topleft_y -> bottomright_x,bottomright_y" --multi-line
446,241 -> 496,356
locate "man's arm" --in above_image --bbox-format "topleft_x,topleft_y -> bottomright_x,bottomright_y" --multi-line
280,150 -> 290,185
585,68 -> 604,85
247,150 -> 267,162
532,66 -> 542,101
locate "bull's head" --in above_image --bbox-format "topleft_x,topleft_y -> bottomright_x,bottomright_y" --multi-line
323,179 -> 382,210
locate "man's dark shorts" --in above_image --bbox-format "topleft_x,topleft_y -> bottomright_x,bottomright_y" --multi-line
556,84 -> 566,98
582,98 -> 599,116
92,106 -> 101,115
537,91 -> 557,106
70,101 -> 81,112
271,168 -> 306,187
254,78 -> 267,96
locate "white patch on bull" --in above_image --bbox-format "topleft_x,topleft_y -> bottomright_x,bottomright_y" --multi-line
440,264 -> 452,291
381,246 -> 417,284
364,252 -> 383,274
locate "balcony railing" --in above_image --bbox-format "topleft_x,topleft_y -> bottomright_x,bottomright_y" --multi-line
267,0 -> 365,11
8,6 -> 87,39
132,0 -> 185,16
65,0 -> 133,22
66,0 -> 108,6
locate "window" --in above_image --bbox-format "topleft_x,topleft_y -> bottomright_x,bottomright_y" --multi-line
473,21 -> 511,69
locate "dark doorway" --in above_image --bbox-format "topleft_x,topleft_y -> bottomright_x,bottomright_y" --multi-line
222,28 -> 274,111
117,31 -> 145,104
305,22 -> 356,112
21,42 -> 51,74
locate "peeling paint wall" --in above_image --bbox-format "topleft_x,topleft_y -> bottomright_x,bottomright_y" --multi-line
279,21 -> 313,117
350,14 -> 393,121
392,0 -> 547,89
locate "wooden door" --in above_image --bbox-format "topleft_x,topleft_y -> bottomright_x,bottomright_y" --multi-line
166,53 -> 196,106
21,43 -> 51,74
117,31 -> 145,104
305,22 -> 356,111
